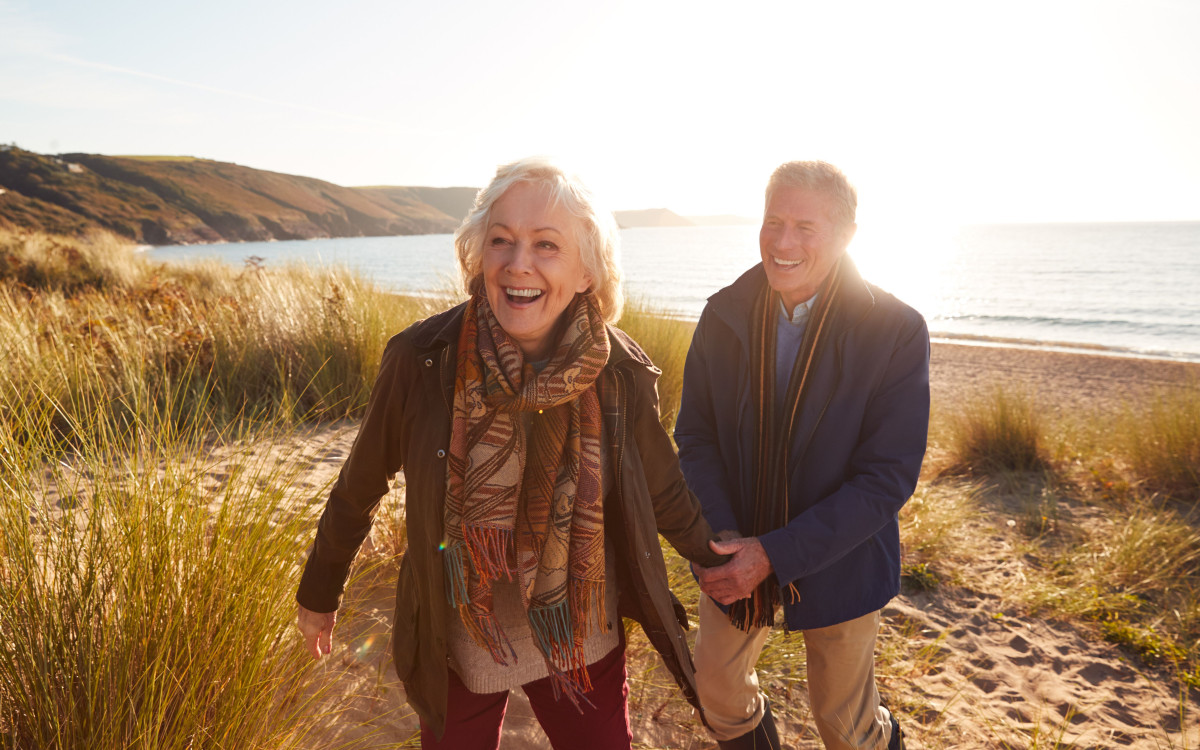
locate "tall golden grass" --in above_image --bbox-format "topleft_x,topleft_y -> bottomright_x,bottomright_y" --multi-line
0,230 -> 446,441
0,394 -> 327,748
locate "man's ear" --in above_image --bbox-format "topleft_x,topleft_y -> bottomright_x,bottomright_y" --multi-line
840,222 -> 858,251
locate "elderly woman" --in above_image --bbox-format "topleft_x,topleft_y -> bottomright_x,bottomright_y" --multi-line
296,158 -> 727,749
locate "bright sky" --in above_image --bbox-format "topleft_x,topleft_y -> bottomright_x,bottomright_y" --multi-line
2,0 -> 1199,225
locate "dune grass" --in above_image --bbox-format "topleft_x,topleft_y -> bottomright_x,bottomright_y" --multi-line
1120,385 -> 1200,502
0,229 -> 444,442
614,298 -> 696,433
946,386 -> 1048,474
0,386 -> 330,749
0,230 -> 437,749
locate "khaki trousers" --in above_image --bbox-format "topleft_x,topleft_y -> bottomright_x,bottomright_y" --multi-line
694,596 -> 893,749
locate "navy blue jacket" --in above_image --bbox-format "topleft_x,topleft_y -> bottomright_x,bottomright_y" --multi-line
675,260 -> 930,630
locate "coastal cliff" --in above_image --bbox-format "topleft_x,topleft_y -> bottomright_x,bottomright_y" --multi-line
0,147 -> 477,245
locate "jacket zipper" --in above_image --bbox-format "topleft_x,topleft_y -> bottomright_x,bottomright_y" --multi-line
612,367 -> 628,509
437,346 -> 453,415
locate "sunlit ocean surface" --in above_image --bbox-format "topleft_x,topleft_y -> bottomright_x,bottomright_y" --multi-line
148,222 -> 1200,362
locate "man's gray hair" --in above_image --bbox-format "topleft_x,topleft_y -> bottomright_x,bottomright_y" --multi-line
454,156 -> 624,324
766,161 -> 858,228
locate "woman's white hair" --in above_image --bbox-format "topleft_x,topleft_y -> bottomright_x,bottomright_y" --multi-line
454,157 -> 624,324
766,160 -> 858,229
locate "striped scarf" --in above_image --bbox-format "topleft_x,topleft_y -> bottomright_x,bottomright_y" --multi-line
443,293 -> 610,702
730,257 -> 847,631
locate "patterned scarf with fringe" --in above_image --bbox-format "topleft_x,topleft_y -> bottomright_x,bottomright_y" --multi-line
730,257 -> 847,632
443,293 -> 610,703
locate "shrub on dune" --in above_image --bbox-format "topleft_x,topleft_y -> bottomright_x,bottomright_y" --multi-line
948,386 -> 1047,474
1121,385 -> 1200,502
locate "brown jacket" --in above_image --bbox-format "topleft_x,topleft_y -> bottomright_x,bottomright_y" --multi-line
296,302 -> 727,737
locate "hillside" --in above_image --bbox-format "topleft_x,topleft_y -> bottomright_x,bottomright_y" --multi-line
0,147 -> 474,245
613,207 -> 693,228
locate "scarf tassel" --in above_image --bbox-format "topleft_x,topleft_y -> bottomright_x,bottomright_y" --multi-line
529,598 -> 596,707
571,579 -> 607,636
443,541 -> 470,608
460,607 -> 518,666
729,588 -> 776,632
462,524 -> 515,584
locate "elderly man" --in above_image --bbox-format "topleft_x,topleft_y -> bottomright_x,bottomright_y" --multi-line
676,161 -> 928,750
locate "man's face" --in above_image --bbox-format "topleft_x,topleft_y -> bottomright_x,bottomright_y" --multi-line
759,186 -> 856,311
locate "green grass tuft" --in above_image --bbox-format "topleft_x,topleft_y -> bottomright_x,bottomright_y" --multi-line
948,386 -> 1047,473
1120,385 -> 1200,502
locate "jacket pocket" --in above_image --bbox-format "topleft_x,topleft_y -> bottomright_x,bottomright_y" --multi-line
391,556 -> 420,681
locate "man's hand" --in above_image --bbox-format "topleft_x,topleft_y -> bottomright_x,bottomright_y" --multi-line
297,604 -> 337,660
694,536 -> 774,605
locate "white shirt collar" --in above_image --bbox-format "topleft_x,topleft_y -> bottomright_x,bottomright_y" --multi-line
778,293 -> 817,326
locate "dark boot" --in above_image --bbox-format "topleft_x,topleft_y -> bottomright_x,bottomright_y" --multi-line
887,711 -> 905,750
717,699 -> 781,750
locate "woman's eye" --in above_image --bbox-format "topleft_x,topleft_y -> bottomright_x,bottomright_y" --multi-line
489,236 -> 510,246
536,241 -> 558,251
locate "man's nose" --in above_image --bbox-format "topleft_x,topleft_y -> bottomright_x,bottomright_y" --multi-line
776,226 -> 800,250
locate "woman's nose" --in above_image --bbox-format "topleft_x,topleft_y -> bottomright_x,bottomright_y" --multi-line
506,241 -> 534,273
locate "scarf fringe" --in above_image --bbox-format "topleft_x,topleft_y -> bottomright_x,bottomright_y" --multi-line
443,541 -> 470,608
462,524 -> 515,584
529,598 -> 595,699
728,587 -> 777,631
571,578 -> 607,637
459,606 -> 518,665
546,667 -> 598,712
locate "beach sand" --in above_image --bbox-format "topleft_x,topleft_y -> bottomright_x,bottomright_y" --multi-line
289,342 -> 1200,749
930,340 -> 1199,416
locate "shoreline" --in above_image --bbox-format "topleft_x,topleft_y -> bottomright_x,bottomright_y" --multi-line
638,309 -> 1200,366
929,332 -> 1200,365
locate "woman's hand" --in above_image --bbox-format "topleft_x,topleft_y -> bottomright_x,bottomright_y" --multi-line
297,604 -> 337,660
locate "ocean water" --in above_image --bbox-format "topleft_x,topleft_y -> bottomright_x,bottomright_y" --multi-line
147,221 -> 1200,362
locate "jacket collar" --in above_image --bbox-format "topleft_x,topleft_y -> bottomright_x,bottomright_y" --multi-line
707,255 -> 876,349
411,301 -> 468,351
407,297 -> 654,374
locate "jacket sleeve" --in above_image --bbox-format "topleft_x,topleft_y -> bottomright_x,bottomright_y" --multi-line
296,334 -> 412,613
758,313 -> 930,586
631,366 -> 729,569
673,307 -> 742,536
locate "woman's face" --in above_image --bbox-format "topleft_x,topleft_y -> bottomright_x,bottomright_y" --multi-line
481,182 -> 593,361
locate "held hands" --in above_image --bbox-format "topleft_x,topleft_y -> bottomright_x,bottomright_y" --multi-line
694,533 -> 774,606
297,604 -> 337,660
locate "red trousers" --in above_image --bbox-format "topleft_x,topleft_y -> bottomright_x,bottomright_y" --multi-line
419,644 -> 632,750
